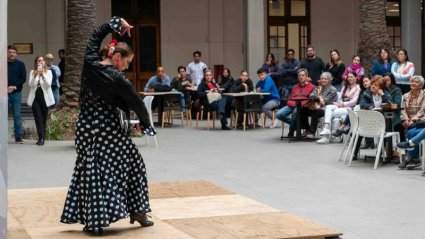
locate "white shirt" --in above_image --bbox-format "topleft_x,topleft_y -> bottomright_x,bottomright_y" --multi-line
187,61 -> 207,86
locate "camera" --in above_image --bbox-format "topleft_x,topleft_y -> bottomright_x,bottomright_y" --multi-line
37,63 -> 43,72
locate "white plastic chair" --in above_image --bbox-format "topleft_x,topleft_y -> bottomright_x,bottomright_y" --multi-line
348,110 -> 401,169
339,109 -> 358,164
140,96 -> 158,147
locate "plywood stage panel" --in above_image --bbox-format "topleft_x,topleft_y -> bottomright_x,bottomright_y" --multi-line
8,180 -> 342,239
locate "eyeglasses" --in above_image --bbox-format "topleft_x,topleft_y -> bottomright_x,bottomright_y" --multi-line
45,58 -> 53,61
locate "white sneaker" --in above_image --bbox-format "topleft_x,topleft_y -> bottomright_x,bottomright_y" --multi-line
270,119 -> 280,128
306,133 -> 315,139
319,128 -> 331,136
316,137 -> 329,144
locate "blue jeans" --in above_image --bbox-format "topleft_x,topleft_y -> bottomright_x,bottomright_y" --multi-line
276,106 -> 295,124
8,92 -> 22,139
52,88 -> 60,108
405,127 -> 425,159
210,98 -> 227,126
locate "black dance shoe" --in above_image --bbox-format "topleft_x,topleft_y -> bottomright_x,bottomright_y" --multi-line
130,213 -> 154,227
83,226 -> 103,235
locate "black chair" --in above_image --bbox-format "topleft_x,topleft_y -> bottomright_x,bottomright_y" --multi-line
162,93 -> 190,128
235,94 -> 265,130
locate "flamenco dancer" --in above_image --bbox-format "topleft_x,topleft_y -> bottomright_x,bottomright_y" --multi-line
60,16 -> 157,234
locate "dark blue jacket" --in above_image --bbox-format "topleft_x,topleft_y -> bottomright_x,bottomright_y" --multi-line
280,59 -> 300,86
371,60 -> 393,76
359,88 -> 392,110
7,59 -> 26,92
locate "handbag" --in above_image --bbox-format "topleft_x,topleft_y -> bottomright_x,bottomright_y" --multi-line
207,92 -> 222,104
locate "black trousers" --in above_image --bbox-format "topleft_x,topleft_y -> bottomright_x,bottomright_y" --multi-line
32,88 -> 48,139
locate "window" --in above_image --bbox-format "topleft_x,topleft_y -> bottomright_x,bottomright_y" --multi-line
267,0 -> 310,62
385,0 -> 401,52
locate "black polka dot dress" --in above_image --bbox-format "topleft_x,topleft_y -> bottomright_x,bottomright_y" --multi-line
60,17 -> 153,230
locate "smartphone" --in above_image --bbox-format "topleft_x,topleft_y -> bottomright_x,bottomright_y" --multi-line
37,63 -> 43,71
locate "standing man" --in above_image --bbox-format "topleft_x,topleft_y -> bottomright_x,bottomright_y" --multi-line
7,45 -> 26,143
45,53 -> 61,107
280,49 -> 301,94
256,68 -> 281,128
300,45 -> 325,85
58,49 -> 65,95
187,50 -> 207,86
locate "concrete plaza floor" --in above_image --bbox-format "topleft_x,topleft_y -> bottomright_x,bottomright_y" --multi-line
7,121 -> 425,239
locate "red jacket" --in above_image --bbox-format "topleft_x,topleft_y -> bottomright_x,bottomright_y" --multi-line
287,82 -> 315,107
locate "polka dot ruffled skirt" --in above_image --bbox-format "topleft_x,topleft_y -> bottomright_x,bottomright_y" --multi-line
60,87 -> 151,230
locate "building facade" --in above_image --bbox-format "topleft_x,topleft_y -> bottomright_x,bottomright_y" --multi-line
7,0 -> 424,97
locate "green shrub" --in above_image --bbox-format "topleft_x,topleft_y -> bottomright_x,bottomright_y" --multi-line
46,108 -> 79,140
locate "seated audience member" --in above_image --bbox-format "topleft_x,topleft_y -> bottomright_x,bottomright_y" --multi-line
197,69 -> 230,130
256,68 -> 281,128
371,48 -> 393,76
171,66 -> 193,109
352,75 -> 392,156
383,72 -> 403,139
333,76 -> 371,137
391,49 -> 415,94
307,72 -> 337,138
275,68 -> 315,136
144,66 -> 172,125
231,70 -> 254,127
317,71 -> 360,144
397,125 -> 425,170
342,55 -> 365,84
400,75 -> 425,136
220,68 -> 235,116
144,66 -> 171,92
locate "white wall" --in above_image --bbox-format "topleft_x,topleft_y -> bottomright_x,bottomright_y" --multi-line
161,0 -> 244,78
310,0 -> 359,65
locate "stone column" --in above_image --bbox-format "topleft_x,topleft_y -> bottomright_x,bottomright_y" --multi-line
401,0 -> 422,74
246,0 -> 266,83
0,0 -> 8,237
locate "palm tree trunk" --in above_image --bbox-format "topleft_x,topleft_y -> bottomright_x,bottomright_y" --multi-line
358,0 -> 394,76
59,0 -> 96,108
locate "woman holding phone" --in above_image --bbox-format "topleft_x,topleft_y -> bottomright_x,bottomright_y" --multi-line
27,56 -> 54,145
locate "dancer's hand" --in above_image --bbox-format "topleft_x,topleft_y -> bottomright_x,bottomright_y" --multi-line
120,18 -> 134,37
143,126 -> 157,136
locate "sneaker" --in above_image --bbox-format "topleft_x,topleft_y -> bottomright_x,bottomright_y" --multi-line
397,141 -> 415,150
332,129 -> 344,137
221,125 -> 231,130
316,137 -> 329,144
15,138 -> 23,144
319,128 -> 331,136
306,133 -> 315,139
399,158 -> 412,169
406,159 -> 422,170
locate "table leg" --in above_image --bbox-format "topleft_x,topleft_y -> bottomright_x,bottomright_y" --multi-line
296,102 -> 302,139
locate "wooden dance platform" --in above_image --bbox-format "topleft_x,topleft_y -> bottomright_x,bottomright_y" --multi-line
8,180 -> 342,238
